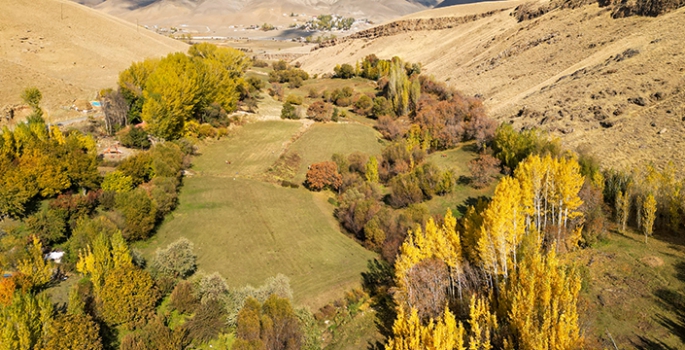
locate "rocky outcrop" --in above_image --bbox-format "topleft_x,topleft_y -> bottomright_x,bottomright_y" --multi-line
513,0 -> 685,21
314,9 -> 507,50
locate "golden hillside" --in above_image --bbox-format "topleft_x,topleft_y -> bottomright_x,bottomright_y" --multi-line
299,0 -> 685,170
0,0 -> 187,120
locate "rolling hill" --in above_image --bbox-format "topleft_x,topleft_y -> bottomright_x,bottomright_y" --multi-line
0,0 -> 187,120
299,0 -> 685,170
72,0 -> 444,30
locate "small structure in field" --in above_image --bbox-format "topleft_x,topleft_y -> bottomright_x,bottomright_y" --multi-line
44,251 -> 65,264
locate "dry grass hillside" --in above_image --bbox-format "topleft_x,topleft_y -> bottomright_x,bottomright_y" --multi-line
86,0 -> 433,29
299,0 -> 685,170
0,0 -> 187,120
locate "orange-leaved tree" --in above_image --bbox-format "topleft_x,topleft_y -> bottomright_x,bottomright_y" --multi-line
305,161 -> 342,191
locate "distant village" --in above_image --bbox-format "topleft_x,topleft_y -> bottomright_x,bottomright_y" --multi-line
144,13 -> 371,43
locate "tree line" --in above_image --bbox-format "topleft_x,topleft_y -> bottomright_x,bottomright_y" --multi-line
385,152 -> 586,349
109,43 -> 251,140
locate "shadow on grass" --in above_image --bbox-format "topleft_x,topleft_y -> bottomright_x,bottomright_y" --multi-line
361,259 -> 395,349
654,229 -> 685,248
637,261 -> 685,348
455,195 -> 490,216
632,335 -> 680,350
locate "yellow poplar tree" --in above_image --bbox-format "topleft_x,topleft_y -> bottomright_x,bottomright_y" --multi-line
641,193 -> 657,244
468,295 -> 497,350
386,307 -> 466,350
476,176 -> 524,280
501,244 -> 582,350
366,156 -> 380,183
76,232 -> 132,291
395,211 -> 463,307
17,237 -> 53,290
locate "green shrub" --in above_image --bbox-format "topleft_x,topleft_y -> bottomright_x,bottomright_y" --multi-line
198,123 -> 217,139
281,102 -> 299,120
119,126 -> 151,149
252,59 -> 269,68
115,188 -> 157,241
334,63 -> 355,79
285,94 -> 304,105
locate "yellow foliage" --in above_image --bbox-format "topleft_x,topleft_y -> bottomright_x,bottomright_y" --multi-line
395,211 -> 463,306
49,126 -> 65,145
76,232 -> 132,291
641,193 -> 657,244
477,176 -> 525,279
468,295 -> 497,350
501,244 -> 582,350
17,237 -> 53,290
386,307 -> 466,350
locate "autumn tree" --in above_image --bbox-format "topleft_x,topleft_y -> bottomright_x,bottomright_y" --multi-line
0,292 -> 53,350
501,245 -> 582,349
641,193 -> 657,244
37,313 -> 102,350
101,89 -> 129,135
234,297 -> 265,350
21,87 -> 44,123
469,154 -> 500,189
234,295 -> 303,350
150,176 -> 179,219
123,44 -> 247,139
101,171 -> 133,193
386,153 -> 586,349
115,188 -> 157,240
26,209 -> 66,245
615,190 -> 630,233
76,231 -> 133,291
0,276 -> 17,306
170,280 -> 199,315
98,266 -> 159,328
141,52 -> 200,139
119,125 -> 151,149
365,156 -> 380,183
354,94 -> 374,116
305,161 -> 342,191
389,173 -> 424,208
186,298 -> 228,343
281,102 -> 298,120
17,237 -> 54,290
306,101 -> 333,122
386,305 -> 466,350
334,63 -> 356,79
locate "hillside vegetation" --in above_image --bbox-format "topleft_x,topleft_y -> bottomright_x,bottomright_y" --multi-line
300,0 -> 685,170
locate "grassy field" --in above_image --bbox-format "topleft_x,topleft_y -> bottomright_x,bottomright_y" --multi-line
194,120 -> 302,177
298,77 -> 378,97
144,120 -> 377,309
570,227 -> 685,349
287,123 -> 385,183
424,143 -> 496,217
